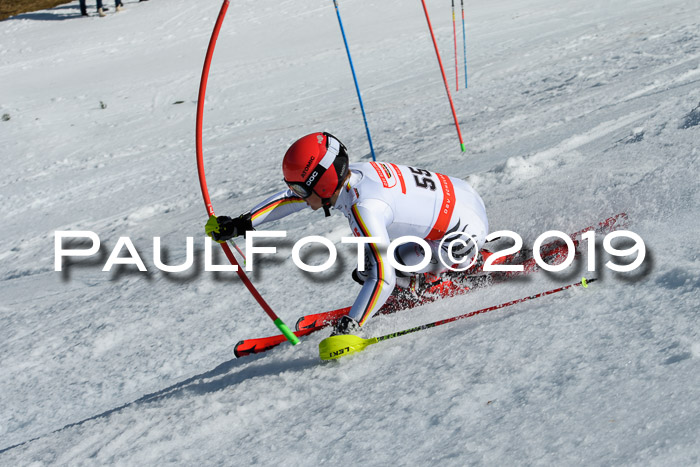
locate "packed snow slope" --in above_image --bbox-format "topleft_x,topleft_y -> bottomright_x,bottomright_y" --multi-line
1,0 -> 699,464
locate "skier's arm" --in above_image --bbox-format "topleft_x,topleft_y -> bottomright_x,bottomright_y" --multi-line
250,188 -> 307,228
205,188 -> 307,242
347,200 -> 396,326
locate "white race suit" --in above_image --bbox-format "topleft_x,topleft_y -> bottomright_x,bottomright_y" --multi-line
248,162 -> 488,326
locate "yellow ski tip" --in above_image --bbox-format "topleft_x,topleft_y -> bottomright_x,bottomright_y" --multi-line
319,334 -> 378,361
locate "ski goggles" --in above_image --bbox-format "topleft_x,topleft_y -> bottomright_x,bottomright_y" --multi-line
285,181 -> 313,199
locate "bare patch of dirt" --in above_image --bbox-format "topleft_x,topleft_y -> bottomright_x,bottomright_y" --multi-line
0,0 -> 72,21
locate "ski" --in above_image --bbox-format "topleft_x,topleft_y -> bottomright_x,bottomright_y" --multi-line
234,212 -> 628,358
233,326 -> 319,357
294,249 -> 543,332
295,211 -> 628,330
293,239 -> 571,332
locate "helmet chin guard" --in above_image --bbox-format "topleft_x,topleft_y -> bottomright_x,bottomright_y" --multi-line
321,201 -> 332,217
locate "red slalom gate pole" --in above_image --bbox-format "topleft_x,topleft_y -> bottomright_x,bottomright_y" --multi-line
195,0 -> 299,346
420,0 -> 465,152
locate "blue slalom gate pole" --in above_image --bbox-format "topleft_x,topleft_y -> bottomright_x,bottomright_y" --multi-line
461,0 -> 468,88
332,0 -> 376,161
452,0 -> 459,91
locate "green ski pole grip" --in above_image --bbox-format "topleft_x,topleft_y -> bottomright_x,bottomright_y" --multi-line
274,318 -> 300,345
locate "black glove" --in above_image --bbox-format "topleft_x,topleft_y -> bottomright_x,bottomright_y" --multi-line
205,212 -> 253,243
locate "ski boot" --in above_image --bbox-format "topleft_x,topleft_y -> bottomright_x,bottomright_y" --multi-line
331,315 -> 362,336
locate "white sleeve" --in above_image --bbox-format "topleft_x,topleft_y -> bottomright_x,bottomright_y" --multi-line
250,189 -> 307,228
346,199 -> 396,326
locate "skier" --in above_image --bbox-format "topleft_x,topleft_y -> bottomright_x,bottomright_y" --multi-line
205,132 -> 488,335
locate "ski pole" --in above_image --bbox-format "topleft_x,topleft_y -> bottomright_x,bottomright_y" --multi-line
452,0 -> 458,91
461,0 -> 468,88
195,0 -> 299,346
420,0 -> 466,152
319,278 -> 596,360
332,0 -> 377,161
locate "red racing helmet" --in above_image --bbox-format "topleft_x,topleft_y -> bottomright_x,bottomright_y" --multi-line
283,132 -> 349,215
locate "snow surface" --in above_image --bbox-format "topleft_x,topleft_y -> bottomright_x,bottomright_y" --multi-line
1,0 -> 699,464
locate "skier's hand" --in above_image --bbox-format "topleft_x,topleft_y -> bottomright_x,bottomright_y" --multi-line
205,213 -> 253,243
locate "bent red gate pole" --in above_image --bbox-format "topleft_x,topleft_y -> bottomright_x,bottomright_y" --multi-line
195,0 -> 299,346
421,0 -> 465,152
